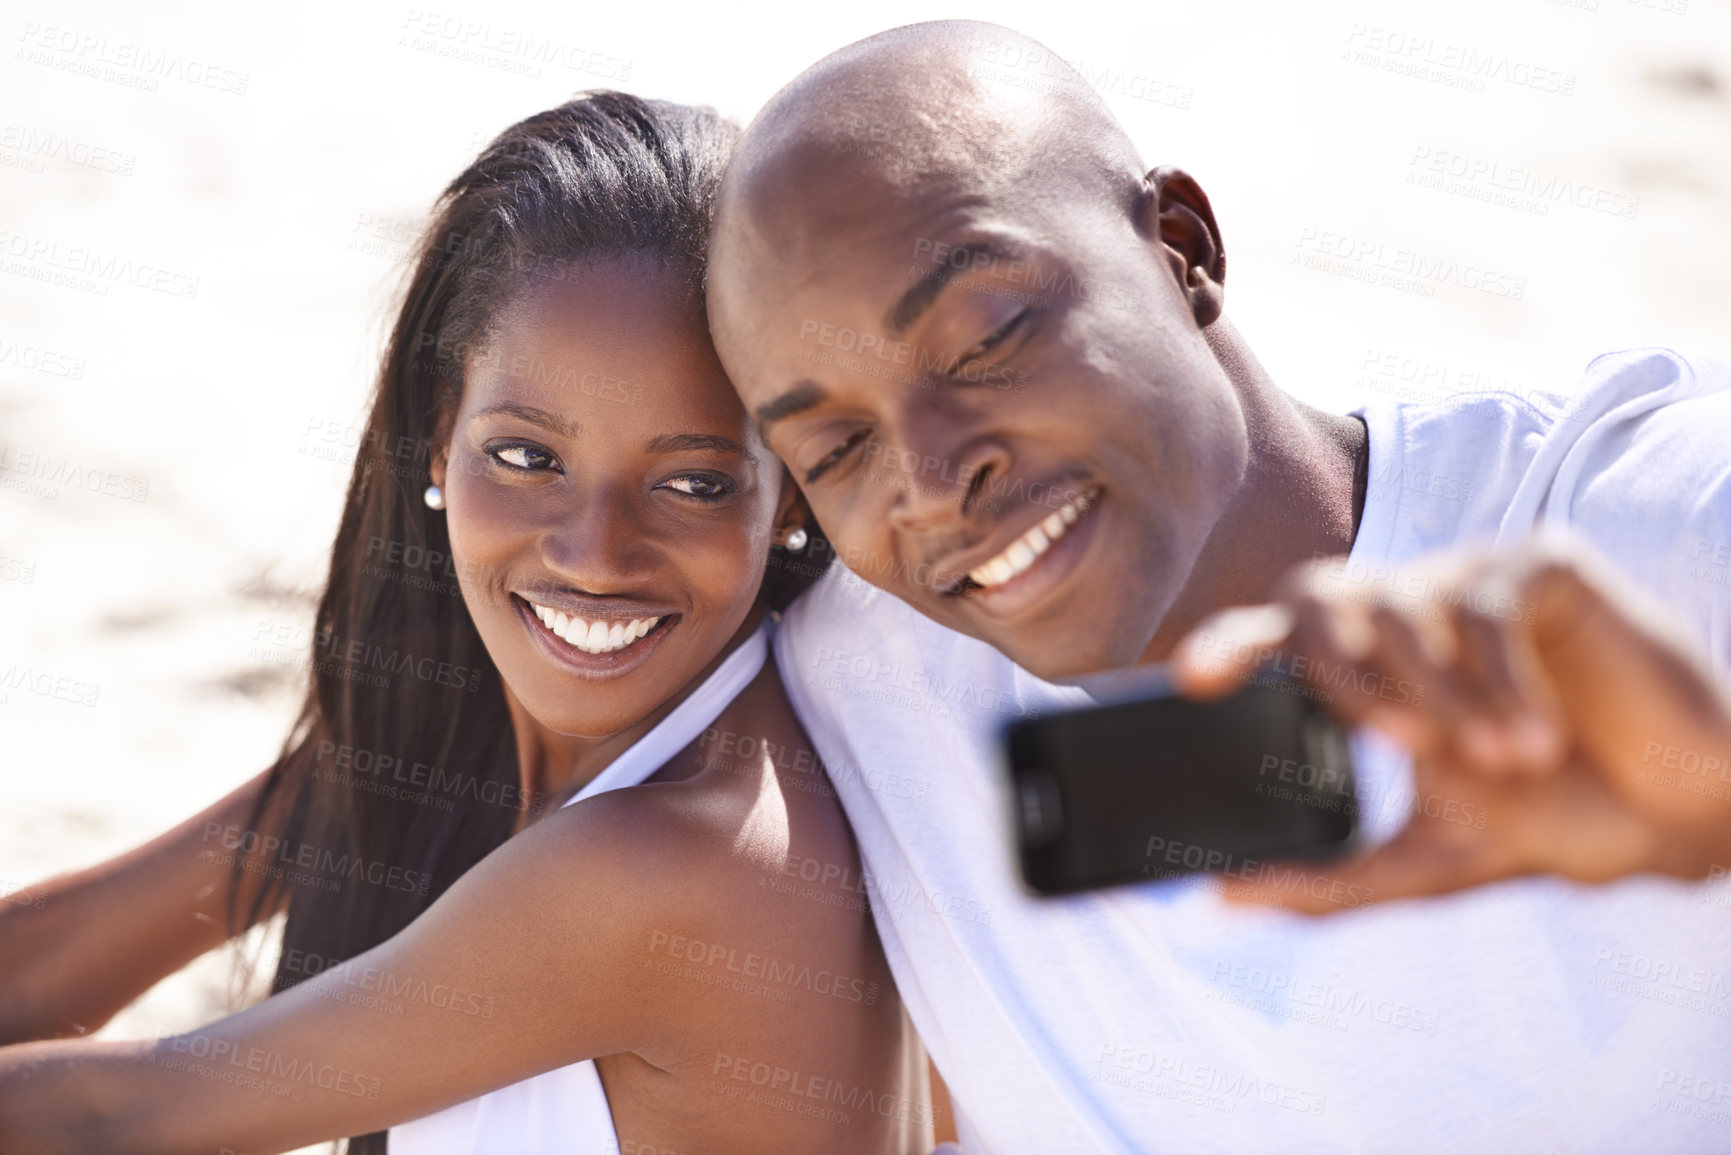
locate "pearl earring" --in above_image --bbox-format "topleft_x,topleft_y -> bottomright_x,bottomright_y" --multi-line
423,484 -> 445,510
784,527 -> 809,553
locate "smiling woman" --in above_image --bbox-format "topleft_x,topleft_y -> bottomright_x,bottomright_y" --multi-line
0,91 -> 931,1155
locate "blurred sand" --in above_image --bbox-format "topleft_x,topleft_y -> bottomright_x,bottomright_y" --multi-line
1,0 -> 1728,1148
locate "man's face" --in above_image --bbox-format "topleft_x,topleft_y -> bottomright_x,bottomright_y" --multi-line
712,169 -> 1250,680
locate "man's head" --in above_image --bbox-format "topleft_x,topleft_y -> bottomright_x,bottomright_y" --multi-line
709,21 -> 1250,680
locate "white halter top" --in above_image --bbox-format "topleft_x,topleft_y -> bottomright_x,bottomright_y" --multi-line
389,623 -> 771,1154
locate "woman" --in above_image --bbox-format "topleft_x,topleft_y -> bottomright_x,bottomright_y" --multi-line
0,92 -> 932,1154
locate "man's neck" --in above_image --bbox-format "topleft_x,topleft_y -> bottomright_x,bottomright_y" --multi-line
1138,320 -> 1369,665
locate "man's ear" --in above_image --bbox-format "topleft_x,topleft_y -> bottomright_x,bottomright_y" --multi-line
1136,166 -> 1226,328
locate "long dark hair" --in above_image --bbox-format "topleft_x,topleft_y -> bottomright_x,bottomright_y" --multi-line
233,91 -> 828,1154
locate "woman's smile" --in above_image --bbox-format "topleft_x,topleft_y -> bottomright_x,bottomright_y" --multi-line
512,593 -> 681,681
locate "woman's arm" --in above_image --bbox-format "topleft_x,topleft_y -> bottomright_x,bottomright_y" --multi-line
0,770 -> 284,1043
0,787 -> 712,1155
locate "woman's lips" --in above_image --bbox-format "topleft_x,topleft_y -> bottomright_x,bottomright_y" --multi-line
512,595 -> 678,678
525,600 -> 666,655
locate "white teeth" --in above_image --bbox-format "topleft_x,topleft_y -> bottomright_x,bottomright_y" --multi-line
526,603 -> 664,655
967,487 -> 1098,590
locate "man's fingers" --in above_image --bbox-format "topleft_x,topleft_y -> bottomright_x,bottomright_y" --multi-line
1173,604 -> 1296,699
1449,598 -> 1567,777
1222,825 -> 1511,916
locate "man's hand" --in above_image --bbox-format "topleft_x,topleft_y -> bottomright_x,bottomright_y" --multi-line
1173,535 -> 1731,912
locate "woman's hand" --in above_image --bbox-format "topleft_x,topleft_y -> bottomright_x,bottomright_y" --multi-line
0,770 -> 282,1044
1173,535 -> 1731,911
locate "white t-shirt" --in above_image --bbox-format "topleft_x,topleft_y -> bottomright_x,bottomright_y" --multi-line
776,348 -> 1731,1154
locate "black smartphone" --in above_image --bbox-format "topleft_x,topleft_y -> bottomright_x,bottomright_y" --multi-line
1003,670 -> 1359,896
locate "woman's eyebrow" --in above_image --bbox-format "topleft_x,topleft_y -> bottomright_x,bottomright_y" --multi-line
645,432 -> 746,455
471,402 -> 580,439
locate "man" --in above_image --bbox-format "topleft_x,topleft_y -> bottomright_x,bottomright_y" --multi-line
707,20 -> 1731,1152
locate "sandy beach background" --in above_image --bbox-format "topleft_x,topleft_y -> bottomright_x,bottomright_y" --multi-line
2,0 -> 1728,1149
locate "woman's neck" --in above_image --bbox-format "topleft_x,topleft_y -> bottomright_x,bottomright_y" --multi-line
502,605 -> 767,826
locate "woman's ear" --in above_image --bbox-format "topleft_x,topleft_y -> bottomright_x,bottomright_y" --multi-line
428,407 -> 455,492
771,468 -> 812,548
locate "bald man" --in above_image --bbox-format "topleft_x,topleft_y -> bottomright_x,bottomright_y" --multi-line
708,20 -> 1731,1154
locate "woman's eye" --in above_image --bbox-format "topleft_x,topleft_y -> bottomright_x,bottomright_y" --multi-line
489,444 -> 558,471
660,474 -> 734,498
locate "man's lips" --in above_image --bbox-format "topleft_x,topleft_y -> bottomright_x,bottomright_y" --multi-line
937,485 -> 1101,595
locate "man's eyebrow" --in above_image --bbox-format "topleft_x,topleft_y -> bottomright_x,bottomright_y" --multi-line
754,381 -> 827,432
471,402 -> 580,439
645,432 -> 746,455
886,241 -> 1020,334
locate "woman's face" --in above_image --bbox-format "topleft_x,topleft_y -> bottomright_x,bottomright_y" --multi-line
434,261 -> 789,738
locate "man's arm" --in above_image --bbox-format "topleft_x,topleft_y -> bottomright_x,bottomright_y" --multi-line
1173,534 -> 1731,910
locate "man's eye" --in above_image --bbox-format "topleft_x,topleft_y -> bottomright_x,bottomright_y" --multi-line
957,308 -> 1031,371
805,428 -> 871,484
489,444 -> 559,471
659,474 -> 735,498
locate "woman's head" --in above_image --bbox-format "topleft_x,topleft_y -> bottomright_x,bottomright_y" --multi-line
410,92 -> 813,736
241,94 -> 828,1090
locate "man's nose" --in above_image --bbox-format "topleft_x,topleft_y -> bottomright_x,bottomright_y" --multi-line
884,437 -> 1013,536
